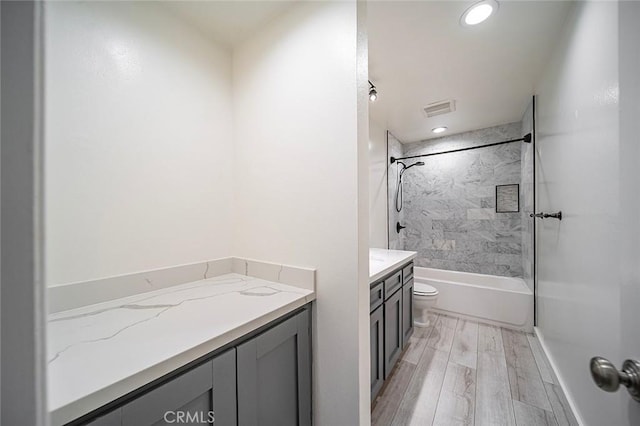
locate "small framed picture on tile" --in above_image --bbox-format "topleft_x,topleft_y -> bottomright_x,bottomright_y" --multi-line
496,184 -> 519,213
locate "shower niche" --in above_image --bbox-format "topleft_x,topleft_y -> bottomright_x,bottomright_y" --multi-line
496,184 -> 520,213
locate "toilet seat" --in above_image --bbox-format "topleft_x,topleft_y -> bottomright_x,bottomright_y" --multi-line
414,283 -> 438,296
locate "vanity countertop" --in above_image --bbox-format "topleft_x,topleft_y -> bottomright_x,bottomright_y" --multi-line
369,248 -> 417,284
48,273 -> 315,426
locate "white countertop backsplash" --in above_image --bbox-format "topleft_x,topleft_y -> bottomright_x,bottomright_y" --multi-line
47,259 -> 315,426
369,248 -> 417,283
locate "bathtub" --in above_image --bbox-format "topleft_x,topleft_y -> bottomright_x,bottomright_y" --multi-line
414,267 -> 533,332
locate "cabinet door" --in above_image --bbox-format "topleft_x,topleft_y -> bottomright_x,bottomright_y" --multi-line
384,289 -> 403,378
402,280 -> 414,347
121,349 -> 236,426
370,305 -> 384,402
237,309 -> 311,426
212,349 -> 238,426
85,409 -> 121,426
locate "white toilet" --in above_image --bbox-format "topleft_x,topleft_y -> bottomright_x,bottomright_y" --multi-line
413,283 -> 439,327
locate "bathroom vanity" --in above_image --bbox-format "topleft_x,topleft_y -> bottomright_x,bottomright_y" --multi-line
83,306 -> 311,426
369,249 -> 417,402
47,258 -> 315,426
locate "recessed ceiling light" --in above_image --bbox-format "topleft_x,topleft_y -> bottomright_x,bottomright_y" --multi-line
432,126 -> 448,134
461,0 -> 498,27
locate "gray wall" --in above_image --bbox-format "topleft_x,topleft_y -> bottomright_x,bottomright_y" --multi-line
391,122 -> 525,277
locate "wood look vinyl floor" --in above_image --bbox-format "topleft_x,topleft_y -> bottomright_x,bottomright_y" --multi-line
372,315 -> 578,426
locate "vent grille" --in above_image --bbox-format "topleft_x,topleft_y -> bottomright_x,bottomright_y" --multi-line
423,100 -> 456,118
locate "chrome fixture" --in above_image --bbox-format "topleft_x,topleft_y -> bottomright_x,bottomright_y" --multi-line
590,357 -> 640,402
530,211 -> 562,220
369,80 -> 378,102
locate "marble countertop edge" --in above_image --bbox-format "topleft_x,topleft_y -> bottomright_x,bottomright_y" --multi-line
369,248 -> 417,284
50,292 -> 315,426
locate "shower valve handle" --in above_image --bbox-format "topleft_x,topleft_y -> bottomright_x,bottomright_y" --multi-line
396,222 -> 406,233
530,211 -> 562,220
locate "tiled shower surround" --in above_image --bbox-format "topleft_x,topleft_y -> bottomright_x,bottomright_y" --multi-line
390,122 -> 527,277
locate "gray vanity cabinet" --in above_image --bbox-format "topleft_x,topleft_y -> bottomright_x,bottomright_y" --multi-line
237,309 -> 311,426
383,288 -> 403,379
79,306 -> 313,426
370,305 -> 384,402
370,260 -> 414,402
119,348 -> 236,426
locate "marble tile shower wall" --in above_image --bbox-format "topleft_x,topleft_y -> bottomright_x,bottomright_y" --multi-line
388,132 -> 404,250
520,102 -> 535,290
399,122 -> 524,277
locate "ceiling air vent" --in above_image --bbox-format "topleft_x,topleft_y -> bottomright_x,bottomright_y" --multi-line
423,100 -> 456,118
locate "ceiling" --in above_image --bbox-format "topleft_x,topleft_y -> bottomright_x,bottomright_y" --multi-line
162,1 -> 296,49
368,1 -> 573,143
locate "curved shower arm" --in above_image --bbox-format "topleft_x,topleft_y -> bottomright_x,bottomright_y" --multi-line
394,160 -> 425,212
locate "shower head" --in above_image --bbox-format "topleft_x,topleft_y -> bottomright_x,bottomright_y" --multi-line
403,161 -> 425,170
395,160 -> 425,213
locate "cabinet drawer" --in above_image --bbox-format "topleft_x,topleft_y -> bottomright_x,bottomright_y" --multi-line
402,263 -> 414,284
370,282 -> 384,313
384,271 -> 402,300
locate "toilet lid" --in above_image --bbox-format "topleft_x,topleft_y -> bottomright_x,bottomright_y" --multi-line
414,283 -> 438,296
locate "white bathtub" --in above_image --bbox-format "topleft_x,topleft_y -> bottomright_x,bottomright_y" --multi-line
414,267 -> 533,332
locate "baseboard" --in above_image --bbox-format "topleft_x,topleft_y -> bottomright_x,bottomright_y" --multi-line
534,326 -> 585,426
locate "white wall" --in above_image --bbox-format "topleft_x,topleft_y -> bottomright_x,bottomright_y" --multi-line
369,119 -> 388,248
232,2 -> 369,424
534,2 -> 638,424
45,2 -> 370,423
44,2 -> 234,285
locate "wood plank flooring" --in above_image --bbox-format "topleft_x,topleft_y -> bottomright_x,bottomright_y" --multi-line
372,315 -> 578,426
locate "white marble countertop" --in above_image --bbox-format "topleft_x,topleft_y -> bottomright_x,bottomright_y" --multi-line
369,248 -> 417,284
47,273 -> 315,426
